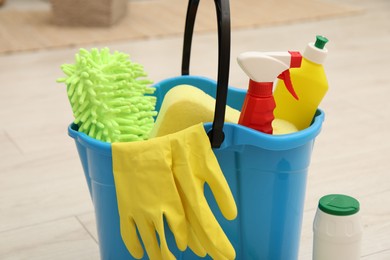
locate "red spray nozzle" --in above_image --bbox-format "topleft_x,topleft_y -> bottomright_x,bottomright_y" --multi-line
288,51 -> 302,68
277,51 -> 302,100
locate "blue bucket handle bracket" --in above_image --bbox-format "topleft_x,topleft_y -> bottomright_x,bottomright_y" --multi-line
181,0 -> 231,148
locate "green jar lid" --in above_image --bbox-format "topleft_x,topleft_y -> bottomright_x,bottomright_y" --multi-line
319,194 -> 360,216
314,35 -> 329,49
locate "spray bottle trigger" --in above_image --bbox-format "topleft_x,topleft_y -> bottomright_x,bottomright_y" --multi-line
277,70 -> 299,100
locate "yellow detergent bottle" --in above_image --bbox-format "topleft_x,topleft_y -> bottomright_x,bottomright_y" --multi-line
274,35 -> 329,130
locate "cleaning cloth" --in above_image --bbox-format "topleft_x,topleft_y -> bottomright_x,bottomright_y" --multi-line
112,123 -> 236,259
58,48 -> 157,143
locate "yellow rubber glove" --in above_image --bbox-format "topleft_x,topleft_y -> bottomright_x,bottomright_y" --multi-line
169,123 -> 238,259
112,136 -> 188,260
113,135 -> 207,259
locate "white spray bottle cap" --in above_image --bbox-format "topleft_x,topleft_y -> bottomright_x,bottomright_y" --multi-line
304,35 -> 329,65
237,51 -> 300,82
237,51 -> 302,99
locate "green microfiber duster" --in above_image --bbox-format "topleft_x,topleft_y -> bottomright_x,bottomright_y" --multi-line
58,48 -> 157,143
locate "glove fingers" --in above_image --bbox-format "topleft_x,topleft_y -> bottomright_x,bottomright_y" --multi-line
203,153 -> 237,220
168,124 -> 236,258
163,211 -> 187,251
187,206 -> 236,260
187,223 -> 207,257
136,219 -> 163,260
183,124 -> 237,220
154,217 -> 176,260
205,247 -> 230,260
120,216 -> 144,259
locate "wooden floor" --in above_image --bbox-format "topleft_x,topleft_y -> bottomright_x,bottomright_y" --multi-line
1,0 -> 389,259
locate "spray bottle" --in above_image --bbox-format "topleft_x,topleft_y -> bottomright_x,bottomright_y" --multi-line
237,51 -> 302,134
274,35 -> 329,130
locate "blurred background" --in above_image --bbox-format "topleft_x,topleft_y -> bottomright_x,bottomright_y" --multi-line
0,0 -> 389,259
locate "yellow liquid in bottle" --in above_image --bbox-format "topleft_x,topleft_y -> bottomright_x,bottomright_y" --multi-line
274,57 -> 328,130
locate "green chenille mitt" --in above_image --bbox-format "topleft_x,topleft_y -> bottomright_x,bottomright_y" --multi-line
58,48 -> 157,143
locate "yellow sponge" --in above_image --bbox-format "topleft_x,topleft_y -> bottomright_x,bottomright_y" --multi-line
272,119 -> 298,135
149,85 -> 240,138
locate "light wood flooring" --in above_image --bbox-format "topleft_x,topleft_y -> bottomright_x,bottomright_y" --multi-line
0,0 -> 389,259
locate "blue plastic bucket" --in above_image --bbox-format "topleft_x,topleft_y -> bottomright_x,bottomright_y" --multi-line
68,75 -> 324,260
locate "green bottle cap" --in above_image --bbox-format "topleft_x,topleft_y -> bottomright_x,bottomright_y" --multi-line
314,35 -> 329,50
319,194 -> 360,216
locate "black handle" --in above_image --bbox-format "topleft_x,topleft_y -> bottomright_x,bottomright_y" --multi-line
181,0 -> 231,148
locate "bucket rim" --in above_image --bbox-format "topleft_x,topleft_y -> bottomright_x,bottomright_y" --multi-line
68,75 -> 325,153
204,109 -> 324,151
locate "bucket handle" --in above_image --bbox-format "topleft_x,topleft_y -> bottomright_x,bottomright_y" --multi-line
181,0 -> 231,148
